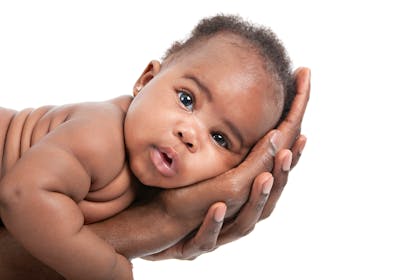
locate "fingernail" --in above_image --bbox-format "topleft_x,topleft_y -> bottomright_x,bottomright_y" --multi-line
269,130 -> 282,156
214,205 -> 226,223
299,138 -> 307,155
282,151 -> 293,172
262,176 -> 274,195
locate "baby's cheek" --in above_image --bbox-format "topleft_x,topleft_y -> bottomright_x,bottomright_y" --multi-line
210,153 -> 243,175
183,150 -> 243,185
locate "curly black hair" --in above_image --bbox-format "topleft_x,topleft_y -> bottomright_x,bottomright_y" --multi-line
163,14 -> 295,122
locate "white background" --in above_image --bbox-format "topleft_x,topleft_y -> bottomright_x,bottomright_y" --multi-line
1,1 -> 419,279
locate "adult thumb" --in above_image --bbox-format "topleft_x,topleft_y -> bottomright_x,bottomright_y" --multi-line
232,129 -> 282,181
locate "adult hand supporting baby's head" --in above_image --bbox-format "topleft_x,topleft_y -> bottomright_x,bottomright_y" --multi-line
0,69 -> 309,278
158,67 -> 310,227
145,67 -> 310,261
159,67 -> 310,220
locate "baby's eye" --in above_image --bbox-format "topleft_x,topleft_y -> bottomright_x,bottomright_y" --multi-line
178,90 -> 194,111
212,133 -> 229,149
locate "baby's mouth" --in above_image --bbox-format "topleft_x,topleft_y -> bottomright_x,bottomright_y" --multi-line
150,146 -> 178,177
162,152 -> 173,165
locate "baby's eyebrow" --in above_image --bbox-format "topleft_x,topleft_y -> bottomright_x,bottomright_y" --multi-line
183,74 -> 213,102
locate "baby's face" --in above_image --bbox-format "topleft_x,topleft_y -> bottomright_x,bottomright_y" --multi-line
125,34 -> 281,188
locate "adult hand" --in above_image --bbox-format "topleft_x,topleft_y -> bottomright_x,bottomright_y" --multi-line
145,67 -> 310,260
0,68 -> 309,279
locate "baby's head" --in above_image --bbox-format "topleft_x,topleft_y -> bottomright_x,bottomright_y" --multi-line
125,14 -> 295,188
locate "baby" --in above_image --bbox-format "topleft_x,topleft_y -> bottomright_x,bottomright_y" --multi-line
0,14 -> 295,279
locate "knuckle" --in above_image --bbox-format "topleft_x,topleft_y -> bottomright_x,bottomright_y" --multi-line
228,177 -> 247,196
176,246 -> 187,259
223,179 -> 249,214
255,199 -> 266,212
283,118 -> 296,130
208,227 -> 220,235
199,243 -> 215,252
239,226 -> 255,237
248,192 -> 269,212
260,207 -> 274,220
261,153 -> 274,171
230,221 -> 256,238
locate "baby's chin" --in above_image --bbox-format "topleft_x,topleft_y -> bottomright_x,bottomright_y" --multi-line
135,163 -> 232,189
138,175 -> 202,189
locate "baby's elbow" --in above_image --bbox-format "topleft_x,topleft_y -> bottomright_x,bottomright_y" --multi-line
0,179 -> 26,213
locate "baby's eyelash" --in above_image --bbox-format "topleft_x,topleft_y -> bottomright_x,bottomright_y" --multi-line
211,132 -> 231,150
177,88 -> 195,111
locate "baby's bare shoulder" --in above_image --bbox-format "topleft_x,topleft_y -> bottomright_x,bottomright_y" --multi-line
61,98 -> 131,187
1,97 -> 132,189
70,98 -> 127,119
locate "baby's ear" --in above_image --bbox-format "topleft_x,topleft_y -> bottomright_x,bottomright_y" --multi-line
133,60 -> 161,96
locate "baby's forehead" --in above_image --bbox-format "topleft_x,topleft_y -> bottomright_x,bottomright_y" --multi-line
175,35 -> 276,89
170,60 -> 281,149
162,34 -> 284,145
167,34 -> 266,73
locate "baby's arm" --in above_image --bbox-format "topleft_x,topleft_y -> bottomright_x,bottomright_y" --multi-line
0,113 -> 132,279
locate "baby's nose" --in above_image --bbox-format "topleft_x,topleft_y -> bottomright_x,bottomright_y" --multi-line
177,130 -> 198,153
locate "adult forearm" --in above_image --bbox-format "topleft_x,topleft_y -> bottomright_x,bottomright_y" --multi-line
0,199 -> 199,279
88,198 -> 201,259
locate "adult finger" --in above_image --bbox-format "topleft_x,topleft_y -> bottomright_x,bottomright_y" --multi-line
224,67 -> 310,188
260,149 -> 292,220
180,202 -> 226,260
141,203 -> 226,261
227,67 -> 310,196
291,135 -> 307,169
217,172 -> 273,246
257,135 -> 306,221
157,67 -> 310,219
251,68 -> 310,220
159,129 -> 281,222
276,67 -> 311,147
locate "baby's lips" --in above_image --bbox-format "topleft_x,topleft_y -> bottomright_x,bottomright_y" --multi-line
156,146 -> 180,176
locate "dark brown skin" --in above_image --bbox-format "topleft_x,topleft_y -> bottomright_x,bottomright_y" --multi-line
0,34 -> 287,280
0,99 -> 137,279
0,64 -> 309,279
